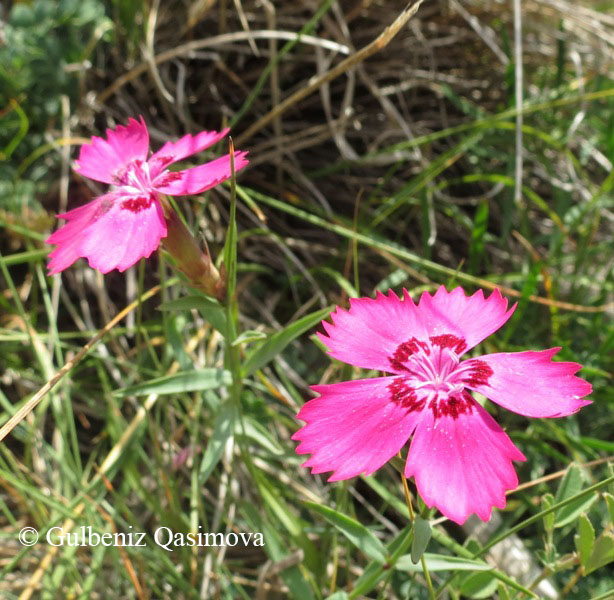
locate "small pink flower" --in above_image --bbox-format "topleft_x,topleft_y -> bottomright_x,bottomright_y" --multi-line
46,116 -> 248,274
293,287 -> 592,524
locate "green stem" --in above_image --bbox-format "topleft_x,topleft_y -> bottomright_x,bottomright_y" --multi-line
224,141 -> 243,407
400,458 -> 435,600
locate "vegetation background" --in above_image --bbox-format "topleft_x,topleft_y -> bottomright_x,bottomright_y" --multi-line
1,0 -> 614,598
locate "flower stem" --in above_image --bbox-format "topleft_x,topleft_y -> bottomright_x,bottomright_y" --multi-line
400,460 -> 436,600
224,139 -> 242,406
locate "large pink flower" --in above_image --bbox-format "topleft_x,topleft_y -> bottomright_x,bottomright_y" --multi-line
293,286 -> 592,524
46,116 -> 248,274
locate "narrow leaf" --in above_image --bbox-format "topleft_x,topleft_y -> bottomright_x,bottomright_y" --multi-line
554,464 -> 597,527
468,199 -> 489,273
232,330 -> 268,346
235,417 -> 284,455
497,583 -> 512,600
396,553 -> 492,572
241,503 -> 315,600
199,401 -> 235,483
574,513 -> 595,568
542,493 -> 555,533
350,526 -> 413,599
115,369 -> 231,397
459,571 -> 499,599
411,516 -> 432,564
305,502 -> 388,564
604,492 -> 614,525
159,294 -> 227,332
242,306 -> 332,376
585,532 -> 614,575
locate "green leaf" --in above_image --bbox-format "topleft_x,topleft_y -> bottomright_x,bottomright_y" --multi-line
326,593 -> 349,600
604,492 -> 614,525
468,198 -> 489,273
242,306 -> 332,376
231,329 -> 268,346
159,294 -> 227,332
459,571 -> 499,599
411,516 -> 431,564
256,477 -> 320,572
314,266 -> 358,297
115,369 -> 231,397
305,502 -> 388,564
542,493 -> 555,533
574,513 -> 595,568
497,583 -> 512,600
223,145 -> 239,303
350,526 -> 413,599
235,417 -> 284,455
584,532 -> 614,575
199,401 -> 235,483
555,463 -> 582,503
396,554 -> 492,572
240,502 -> 315,600
554,464 -> 597,527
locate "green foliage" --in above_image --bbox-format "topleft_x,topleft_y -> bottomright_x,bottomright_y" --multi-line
0,0 -> 111,203
2,0 -> 614,598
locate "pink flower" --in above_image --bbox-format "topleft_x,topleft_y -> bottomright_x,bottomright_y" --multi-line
293,287 -> 592,524
46,116 -> 248,274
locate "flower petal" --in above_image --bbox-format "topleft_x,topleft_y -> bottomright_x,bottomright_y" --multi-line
46,196 -> 111,274
293,377 -> 423,481
153,151 -> 249,196
77,195 -> 167,273
74,116 -> 149,184
417,287 -> 516,355
405,399 -> 525,524
148,128 -> 230,177
318,290 -> 428,373
463,348 -> 592,417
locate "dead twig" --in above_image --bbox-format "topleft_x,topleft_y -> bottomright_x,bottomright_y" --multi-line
236,0 -> 426,145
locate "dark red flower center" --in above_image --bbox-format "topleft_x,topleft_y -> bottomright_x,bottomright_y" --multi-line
387,333 -> 493,419
120,196 -> 154,213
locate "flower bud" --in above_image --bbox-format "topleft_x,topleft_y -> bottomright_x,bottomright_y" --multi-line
160,202 -> 225,300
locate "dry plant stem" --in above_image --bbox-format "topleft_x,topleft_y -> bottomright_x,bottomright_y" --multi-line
18,502 -> 86,600
249,187 -> 614,314
428,455 -> 614,529
261,0 -> 282,184
96,31 -> 350,104
0,283 -> 163,443
18,394 -> 156,600
18,326 -> 208,600
20,409 -> 151,599
233,0 -> 258,56
236,0 -> 426,145
400,455 -> 436,600
512,454 -> 614,494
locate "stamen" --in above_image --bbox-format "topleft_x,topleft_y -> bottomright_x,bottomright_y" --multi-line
388,337 -> 429,372
387,333 -> 481,420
